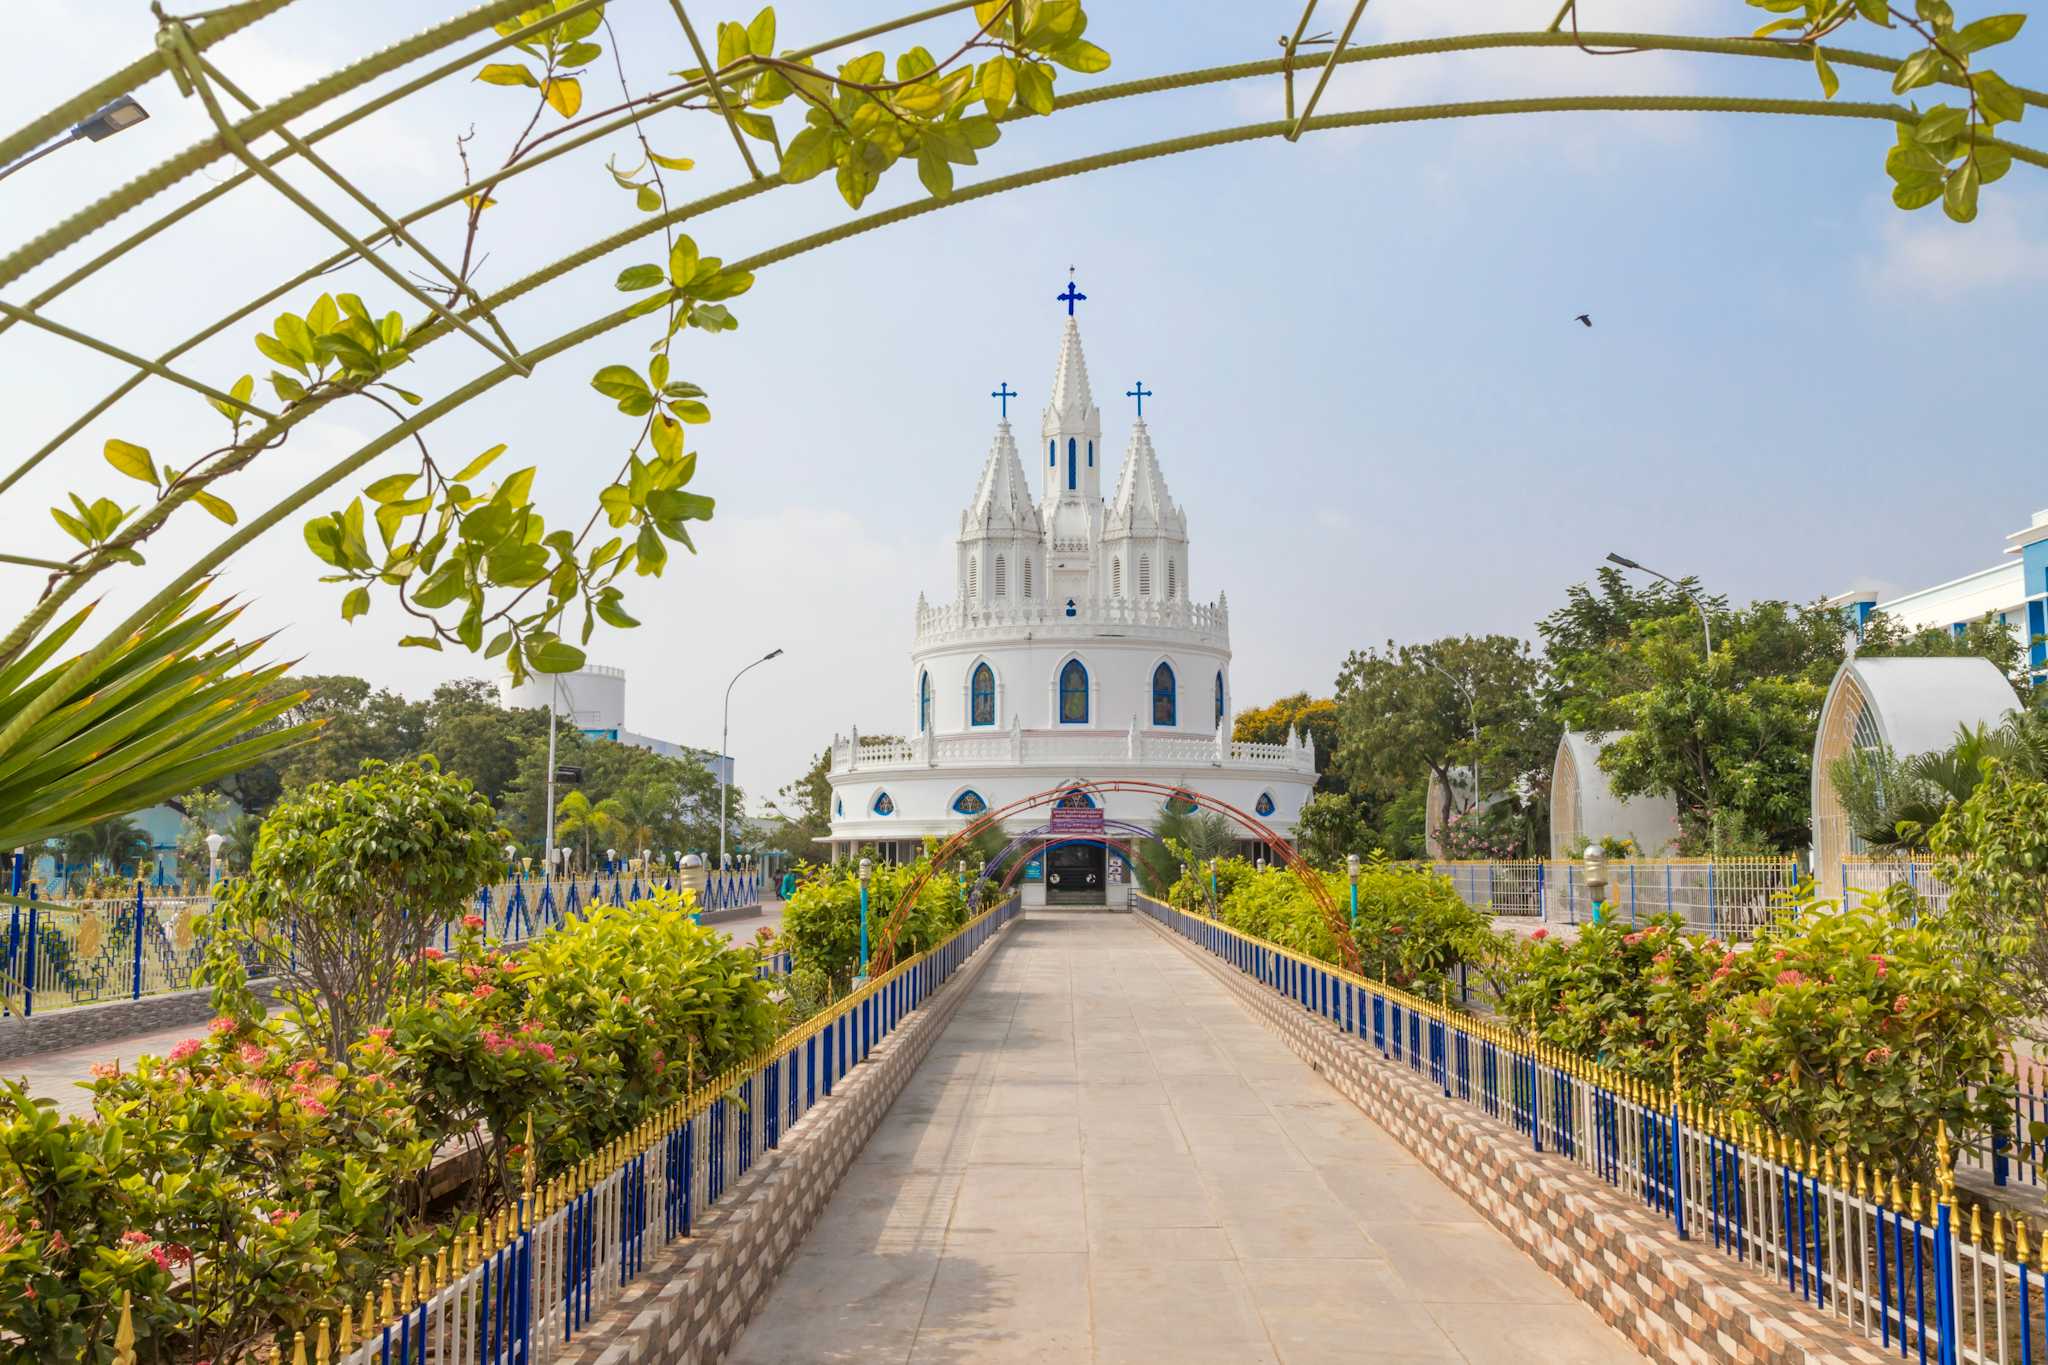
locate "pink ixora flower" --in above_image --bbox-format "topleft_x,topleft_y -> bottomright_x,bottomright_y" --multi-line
1530,928 -> 1549,941
167,1038 -> 203,1064
462,914 -> 485,930
208,1016 -> 238,1036
1623,931 -> 1646,946
89,1061 -> 119,1080
1870,954 -> 1889,978
1775,970 -> 1806,988
299,1098 -> 330,1119
420,947 -> 445,962
1864,1046 -> 1893,1065
267,1209 -> 297,1226
471,984 -> 496,1000
120,1229 -> 151,1247
528,1042 -> 557,1062
238,1043 -> 268,1068
149,1245 -> 170,1273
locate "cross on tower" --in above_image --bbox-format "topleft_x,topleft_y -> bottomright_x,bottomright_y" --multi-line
1057,273 -> 1086,317
1125,380 -> 1153,418
991,381 -> 1016,419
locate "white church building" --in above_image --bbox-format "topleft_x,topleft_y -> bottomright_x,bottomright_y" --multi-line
823,297 -> 1317,906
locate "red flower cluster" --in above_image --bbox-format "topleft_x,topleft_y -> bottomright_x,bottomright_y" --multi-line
462,913 -> 486,930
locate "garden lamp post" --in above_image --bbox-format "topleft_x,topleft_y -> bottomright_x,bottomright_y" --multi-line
1606,552 -> 1713,658
505,843 -> 516,877
1347,852 -> 1360,930
719,647 -> 784,871
1208,857 -> 1218,911
204,830 -> 224,888
1583,848 -> 1609,926
0,95 -> 149,182
606,847 -> 617,876
857,856 -> 873,981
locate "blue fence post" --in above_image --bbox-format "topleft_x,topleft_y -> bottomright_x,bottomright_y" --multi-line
131,880 -> 146,1000
23,888 -> 37,1018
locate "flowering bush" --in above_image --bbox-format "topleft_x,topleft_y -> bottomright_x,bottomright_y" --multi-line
1502,916 -> 1720,1078
0,1015 -> 437,1362
780,852 -> 968,988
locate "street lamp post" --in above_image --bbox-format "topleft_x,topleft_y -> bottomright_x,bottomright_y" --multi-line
857,856 -> 873,980
1606,552 -> 1713,658
720,648 -> 785,871
0,96 -> 150,182
1425,660 -> 1482,816
204,831 -> 224,890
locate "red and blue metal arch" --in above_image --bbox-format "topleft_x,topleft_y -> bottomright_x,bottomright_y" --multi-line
871,779 -> 1349,973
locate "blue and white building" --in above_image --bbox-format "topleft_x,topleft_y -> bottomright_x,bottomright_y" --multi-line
502,664 -> 733,786
823,302 -> 1318,905
1830,507 -> 2048,674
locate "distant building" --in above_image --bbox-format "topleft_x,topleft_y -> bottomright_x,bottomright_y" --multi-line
501,665 -> 733,786
1830,507 -> 2048,674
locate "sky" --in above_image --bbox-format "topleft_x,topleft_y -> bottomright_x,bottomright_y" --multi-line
6,0 -> 2047,814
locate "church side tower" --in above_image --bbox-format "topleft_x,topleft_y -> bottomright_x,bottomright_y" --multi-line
957,419 -> 1044,606
1102,417 -> 1189,604
1039,311 -> 1104,603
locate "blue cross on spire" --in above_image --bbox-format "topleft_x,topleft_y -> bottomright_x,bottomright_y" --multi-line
991,381 -> 1017,420
1126,380 -> 1153,418
1057,271 -> 1086,317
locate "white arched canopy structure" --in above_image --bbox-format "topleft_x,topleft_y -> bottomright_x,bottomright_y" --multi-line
1548,731 -> 1680,859
1811,656 -> 2019,896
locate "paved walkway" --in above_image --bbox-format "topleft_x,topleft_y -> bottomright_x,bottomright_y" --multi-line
8,909 -> 785,1118
729,911 -> 1643,1365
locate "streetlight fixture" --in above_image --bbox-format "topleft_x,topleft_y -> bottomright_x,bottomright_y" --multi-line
0,96 -> 150,183
204,830 -> 224,889
720,647 -> 784,871
857,856 -> 873,980
1425,660 -> 1482,815
1605,552 -> 1713,658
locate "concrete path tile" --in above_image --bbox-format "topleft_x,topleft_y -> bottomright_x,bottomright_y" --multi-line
1424,1301 -> 1649,1364
906,1251 -> 1090,1364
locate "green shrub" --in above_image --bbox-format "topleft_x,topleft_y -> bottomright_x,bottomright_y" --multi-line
780,853 -> 968,988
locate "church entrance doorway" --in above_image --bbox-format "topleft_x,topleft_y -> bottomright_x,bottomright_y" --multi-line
1045,841 -> 1106,906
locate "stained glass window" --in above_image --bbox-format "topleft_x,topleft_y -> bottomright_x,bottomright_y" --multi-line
1055,788 -> 1096,808
1059,659 -> 1089,724
1255,792 -> 1276,817
918,671 -> 930,733
970,662 -> 996,727
952,790 -> 987,815
1215,671 -> 1226,727
872,792 -> 895,816
1152,662 -> 1177,727
1163,790 -> 1197,815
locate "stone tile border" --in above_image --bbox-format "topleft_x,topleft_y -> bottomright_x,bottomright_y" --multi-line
1139,912 -> 1891,1365
553,914 -> 1018,1365
0,978 -> 281,1062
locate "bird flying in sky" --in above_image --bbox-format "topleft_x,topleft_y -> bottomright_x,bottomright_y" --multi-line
1574,313 -> 1592,327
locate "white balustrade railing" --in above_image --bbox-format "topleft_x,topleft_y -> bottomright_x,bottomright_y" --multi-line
913,593 -> 1229,647
830,727 -> 1314,776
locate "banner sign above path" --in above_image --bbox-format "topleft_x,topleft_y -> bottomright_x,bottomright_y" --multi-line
1050,806 -> 1105,836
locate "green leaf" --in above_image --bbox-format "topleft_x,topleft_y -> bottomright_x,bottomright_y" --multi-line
1943,158 -> 1980,221
1954,13 -> 2025,51
191,490 -> 237,525
1814,48 -> 1839,100
734,111 -> 779,143
916,147 -> 954,198
592,365 -> 654,411
1015,61 -> 1056,116
1047,39 -> 1110,74
635,183 -> 663,212
595,595 -> 641,629
748,6 -> 776,56
561,40 -> 604,67
1891,172 -> 1944,209
650,414 -> 684,462
50,506 -> 92,547
616,264 -> 666,291
648,150 -> 695,171
495,466 -> 537,509
543,76 -> 582,118
210,373 -> 256,423
477,62 -> 539,87
635,523 -> 669,575
1974,69 -> 2027,124
1854,0 -> 1891,19
104,439 -> 157,488
648,489 -> 715,521
399,634 -> 444,651
453,443 -> 508,482
1915,105 -> 1968,143
364,473 -> 420,504
649,352 -> 670,390
1892,49 -> 1943,94
668,236 -> 700,286
598,484 -> 633,526
341,586 -> 371,621
529,639 -> 587,673
1976,142 -> 2014,183
411,561 -> 467,609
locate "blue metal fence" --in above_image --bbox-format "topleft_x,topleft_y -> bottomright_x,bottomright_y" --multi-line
1137,894 -> 2044,1365
336,892 -> 1018,1364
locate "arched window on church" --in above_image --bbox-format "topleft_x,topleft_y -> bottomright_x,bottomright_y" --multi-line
1152,662 -> 1177,727
970,662 -> 996,727
1167,559 -> 1178,600
1088,439 -> 1094,467
1067,437 -> 1077,491
1255,792 -> 1276,817
1111,557 -> 1122,597
952,789 -> 988,816
1138,555 -> 1152,597
967,555 -> 978,599
1215,670 -> 1226,727
993,555 -> 1007,598
1022,558 -> 1033,598
1049,438 -> 1055,468
1059,659 -> 1089,724
919,671 -> 931,733
872,791 -> 895,816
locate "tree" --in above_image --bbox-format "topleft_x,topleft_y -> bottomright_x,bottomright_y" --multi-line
1860,610 -> 2029,688
500,730 -> 729,863
422,680 -> 550,806
1833,711 -> 2040,852
553,789 -> 625,871
762,748 -> 832,863
202,757 -> 502,1055
1585,602 -> 1845,852
1332,634 -> 1555,856
172,789 -> 231,887
60,818 -> 152,881
1233,695 -> 1341,789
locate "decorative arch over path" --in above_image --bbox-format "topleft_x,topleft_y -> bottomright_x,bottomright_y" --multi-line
871,778 -> 1347,973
